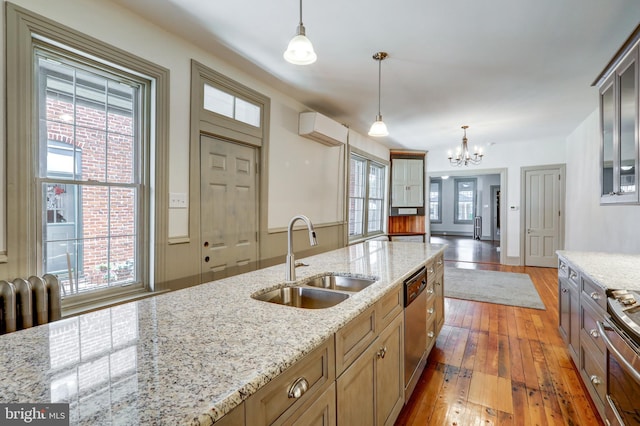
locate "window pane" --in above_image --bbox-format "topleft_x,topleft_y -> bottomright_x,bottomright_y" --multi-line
349,198 -> 364,236
367,199 -> 383,232
203,84 -> 234,118
430,181 -> 440,221
107,133 -> 135,183
454,179 -> 476,223
235,98 -> 260,127
350,157 -> 366,198
369,163 -> 385,199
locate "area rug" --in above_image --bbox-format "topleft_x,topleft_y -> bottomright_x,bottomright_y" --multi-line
444,267 -> 546,310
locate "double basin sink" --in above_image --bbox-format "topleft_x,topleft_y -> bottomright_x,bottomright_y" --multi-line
252,274 -> 378,309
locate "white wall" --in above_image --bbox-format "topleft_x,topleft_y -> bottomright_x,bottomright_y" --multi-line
427,137 -> 566,260
0,0 -> 387,250
565,110 -> 640,254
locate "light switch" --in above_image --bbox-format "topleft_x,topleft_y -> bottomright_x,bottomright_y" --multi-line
169,192 -> 188,209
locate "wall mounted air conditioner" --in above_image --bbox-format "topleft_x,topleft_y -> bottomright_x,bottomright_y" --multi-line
298,112 -> 348,147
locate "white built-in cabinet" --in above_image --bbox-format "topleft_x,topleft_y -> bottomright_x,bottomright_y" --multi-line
391,158 -> 424,209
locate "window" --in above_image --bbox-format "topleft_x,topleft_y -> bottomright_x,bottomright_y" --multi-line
7,5 -> 169,309
349,153 -> 387,240
454,178 -> 477,224
36,47 -> 145,297
204,83 -> 261,127
429,178 -> 442,223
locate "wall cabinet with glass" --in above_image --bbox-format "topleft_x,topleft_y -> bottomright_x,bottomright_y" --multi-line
596,28 -> 639,204
390,152 -> 425,215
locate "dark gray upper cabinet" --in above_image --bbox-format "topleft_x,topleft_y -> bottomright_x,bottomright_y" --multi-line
595,26 -> 640,205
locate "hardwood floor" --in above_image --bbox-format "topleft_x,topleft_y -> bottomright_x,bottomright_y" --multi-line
395,246 -> 603,425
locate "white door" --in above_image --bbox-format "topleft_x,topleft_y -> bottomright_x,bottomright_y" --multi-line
200,135 -> 258,281
524,167 -> 564,267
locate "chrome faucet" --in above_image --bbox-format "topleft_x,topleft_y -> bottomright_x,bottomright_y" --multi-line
285,215 -> 318,282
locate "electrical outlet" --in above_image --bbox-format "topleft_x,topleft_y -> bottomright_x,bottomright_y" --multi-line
169,192 -> 188,209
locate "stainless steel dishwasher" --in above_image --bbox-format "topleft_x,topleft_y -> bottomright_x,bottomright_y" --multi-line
403,265 -> 428,402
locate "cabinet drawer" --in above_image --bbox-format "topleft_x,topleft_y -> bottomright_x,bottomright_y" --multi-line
581,297 -> 605,355
246,338 -> 335,426
376,285 -> 403,332
580,339 -> 606,408
581,276 -> 606,311
558,258 -> 569,279
336,305 -> 377,375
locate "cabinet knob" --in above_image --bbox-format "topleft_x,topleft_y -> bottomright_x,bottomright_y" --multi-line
570,271 -> 577,280
427,331 -> 435,338
427,288 -> 434,294
560,263 -> 566,271
287,377 -> 309,399
590,292 -> 601,300
377,346 -> 387,359
590,375 -> 602,386
437,259 -> 443,266
561,288 -> 568,294
427,308 -> 434,315
589,329 -> 599,339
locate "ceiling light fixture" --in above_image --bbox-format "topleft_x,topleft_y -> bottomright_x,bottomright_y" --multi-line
448,125 -> 484,166
368,51 -> 389,137
283,0 -> 317,65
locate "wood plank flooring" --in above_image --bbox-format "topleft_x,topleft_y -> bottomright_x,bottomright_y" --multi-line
395,261 -> 603,426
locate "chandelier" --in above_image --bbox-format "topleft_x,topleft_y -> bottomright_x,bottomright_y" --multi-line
448,125 -> 483,166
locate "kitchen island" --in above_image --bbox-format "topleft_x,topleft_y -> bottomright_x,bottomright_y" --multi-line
0,241 -> 446,425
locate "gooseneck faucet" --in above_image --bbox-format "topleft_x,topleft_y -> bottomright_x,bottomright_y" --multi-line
285,215 -> 318,282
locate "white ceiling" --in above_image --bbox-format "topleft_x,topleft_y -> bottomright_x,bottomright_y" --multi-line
112,0 -> 640,151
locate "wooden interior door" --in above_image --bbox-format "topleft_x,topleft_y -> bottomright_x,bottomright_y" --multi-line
524,167 -> 563,267
200,135 -> 258,281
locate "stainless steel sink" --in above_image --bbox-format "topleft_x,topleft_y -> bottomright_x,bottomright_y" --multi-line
253,286 -> 349,309
303,274 -> 377,292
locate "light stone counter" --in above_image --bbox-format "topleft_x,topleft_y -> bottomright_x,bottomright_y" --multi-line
557,250 -> 640,291
0,241 -> 445,425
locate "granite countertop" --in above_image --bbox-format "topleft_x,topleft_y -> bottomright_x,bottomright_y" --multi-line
0,241 -> 445,425
557,250 -> 640,292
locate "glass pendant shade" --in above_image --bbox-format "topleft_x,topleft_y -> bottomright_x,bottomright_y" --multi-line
368,115 -> 389,137
284,26 -> 317,65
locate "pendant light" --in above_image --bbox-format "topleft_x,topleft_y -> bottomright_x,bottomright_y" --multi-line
368,52 -> 389,137
283,0 -> 317,65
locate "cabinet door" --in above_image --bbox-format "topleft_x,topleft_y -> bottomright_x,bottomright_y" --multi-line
336,341 -> 377,426
391,158 -> 424,208
558,277 -> 571,344
376,313 -> 404,426
280,384 -> 336,426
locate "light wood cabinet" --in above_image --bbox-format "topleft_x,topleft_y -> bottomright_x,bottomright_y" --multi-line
246,338 -> 335,426
215,402 -> 245,426
595,27 -> 640,204
336,312 -> 404,426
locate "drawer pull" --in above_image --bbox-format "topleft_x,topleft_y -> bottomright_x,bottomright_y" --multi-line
570,271 -> 577,280
427,288 -> 434,294
437,259 -> 443,266
590,292 -> 601,300
287,377 -> 309,399
377,346 -> 387,359
427,308 -> 434,315
589,329 -> 599,339
590,375 -> 602,386
428,267 -> 435,274
427,331 -> 435,338
560,263 -> 566,271
561,288 -> 568,294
